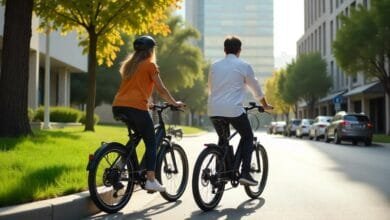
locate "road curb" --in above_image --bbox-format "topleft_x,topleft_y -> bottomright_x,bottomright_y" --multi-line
0,191 -> 100,220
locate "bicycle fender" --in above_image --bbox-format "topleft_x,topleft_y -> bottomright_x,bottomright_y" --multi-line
86,142 -> 125,171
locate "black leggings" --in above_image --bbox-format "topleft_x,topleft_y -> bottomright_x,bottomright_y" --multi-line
112,106 -> 156,171
210,113 -> 254,175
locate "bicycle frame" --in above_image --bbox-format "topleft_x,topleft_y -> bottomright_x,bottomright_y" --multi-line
87,104 -> 180,182
209,102 -> 265,181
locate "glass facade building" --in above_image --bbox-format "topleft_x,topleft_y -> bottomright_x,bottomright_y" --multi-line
186,0 -> 274,85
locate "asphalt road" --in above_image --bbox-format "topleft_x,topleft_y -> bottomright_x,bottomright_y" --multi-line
87,132 -> 390,220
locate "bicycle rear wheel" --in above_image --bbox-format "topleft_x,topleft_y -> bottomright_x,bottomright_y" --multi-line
192,147 -> 225,211
156,143 -> 189,201
244,143 -> 268,198
88,145 -> 135,213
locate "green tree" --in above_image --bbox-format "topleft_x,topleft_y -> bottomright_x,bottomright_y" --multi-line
333,0 -> 390,134
0,0 -> 34,137
279,61 -> 299,118
265,69 -> 291,120
285,53 -> 332,118
35,0 -> 182,131
153,15 -> 204,124
173,63 -> 209,126
155,16 -> 203,91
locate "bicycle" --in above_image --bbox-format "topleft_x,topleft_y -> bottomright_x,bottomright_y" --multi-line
86,103 -> 189,213
192,102 -> 269,211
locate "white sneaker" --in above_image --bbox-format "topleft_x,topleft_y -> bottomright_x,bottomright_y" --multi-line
145,179 -> 166,192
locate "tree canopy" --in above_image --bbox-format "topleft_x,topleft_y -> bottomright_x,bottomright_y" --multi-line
264,69 -> 291,119
333,0 -> 390,97
282,53 -> 332,118
34,0 -> 182,131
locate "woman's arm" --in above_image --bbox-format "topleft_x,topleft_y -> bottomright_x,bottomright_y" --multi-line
151,73 -> 183,107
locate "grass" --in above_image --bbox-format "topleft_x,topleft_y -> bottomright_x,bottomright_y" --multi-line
0,124 -> 205,207
373,134 -> 390,143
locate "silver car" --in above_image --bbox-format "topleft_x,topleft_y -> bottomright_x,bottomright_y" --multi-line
324,111 -> 373,146
309,116 -> 333,140
296,119 -> 314,138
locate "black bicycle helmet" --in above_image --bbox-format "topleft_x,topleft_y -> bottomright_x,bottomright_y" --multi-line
133,35 -> 156,51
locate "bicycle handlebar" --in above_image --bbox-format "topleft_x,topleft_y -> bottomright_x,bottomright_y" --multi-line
150,103 -> 184,112
244,102 -> 265,113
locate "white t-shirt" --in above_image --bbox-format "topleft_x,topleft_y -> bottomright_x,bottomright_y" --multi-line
207,54 -> 264,117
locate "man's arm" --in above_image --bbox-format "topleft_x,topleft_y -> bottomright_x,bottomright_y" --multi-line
244,64 -> 272,109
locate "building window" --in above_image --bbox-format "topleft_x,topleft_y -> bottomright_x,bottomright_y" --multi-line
336,0 -> 339,8
330,20 -> 334,52
353,75 -> 358,83
323,0 -> 326,13
351,1 -> 356,9
314,0 -> 317,20
319,27 -> 322,54
330,61 -> 335,90
330,0 -> 333,13
311,33 -> 314,52
323,22 -> 326,55
363,0 -> 368,8
315,30 -> 318,51
345,7 -> 349,16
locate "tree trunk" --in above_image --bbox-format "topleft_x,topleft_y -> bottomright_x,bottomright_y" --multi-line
85,31 -> 97,131
0,0 -> 33,137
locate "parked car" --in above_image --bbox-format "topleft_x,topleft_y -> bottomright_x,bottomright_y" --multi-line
272,121 -> 286,135
324,111 -> 373,146
285,119 -> 301,136
295,119 -> 314,138
309,116 -> 333,140
267,121 -> 277,134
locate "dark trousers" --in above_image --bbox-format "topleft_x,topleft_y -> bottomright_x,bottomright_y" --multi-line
210,113 -> 254,175
112,106 -> 156,171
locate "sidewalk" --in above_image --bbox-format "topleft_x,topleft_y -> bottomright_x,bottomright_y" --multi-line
0,190 -> 100,220
0,186 -> 160,220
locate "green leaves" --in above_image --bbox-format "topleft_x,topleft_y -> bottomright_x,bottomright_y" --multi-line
333,0 -> 390,82
34,0 -> 182,66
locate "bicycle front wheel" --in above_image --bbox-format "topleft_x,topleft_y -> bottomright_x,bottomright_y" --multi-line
156,143 -> 189,201
244,143 -> 268,198
192,147 -> 225,211
88,145 -> 135,213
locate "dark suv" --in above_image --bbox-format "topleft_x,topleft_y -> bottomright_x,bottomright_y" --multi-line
324,111 -> 373,146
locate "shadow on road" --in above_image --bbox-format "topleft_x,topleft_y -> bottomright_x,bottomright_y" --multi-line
303,138 -> 390,202
187,198 -> 265,220
89,200 -> 183,220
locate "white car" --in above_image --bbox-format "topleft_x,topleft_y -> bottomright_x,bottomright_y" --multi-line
272,121 -> 286,134
296,119 -> 313,138
309,116 -> 333,140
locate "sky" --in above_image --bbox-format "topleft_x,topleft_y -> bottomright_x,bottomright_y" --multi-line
175,0 -> 304,69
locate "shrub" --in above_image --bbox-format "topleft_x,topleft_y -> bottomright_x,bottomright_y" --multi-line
79,112 -> 100,125
33,107 -> 82,123
28,108 -> 34,122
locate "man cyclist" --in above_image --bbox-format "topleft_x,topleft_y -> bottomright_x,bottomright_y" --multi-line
207,36 -> 273,186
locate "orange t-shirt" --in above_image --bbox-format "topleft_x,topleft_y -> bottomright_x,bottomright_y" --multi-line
112,59 -> 159,111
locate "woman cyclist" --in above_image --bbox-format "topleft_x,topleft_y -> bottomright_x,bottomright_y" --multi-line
112,36 -> 185,192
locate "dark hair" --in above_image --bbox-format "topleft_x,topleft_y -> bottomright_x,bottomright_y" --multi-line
224,36 -> 241,54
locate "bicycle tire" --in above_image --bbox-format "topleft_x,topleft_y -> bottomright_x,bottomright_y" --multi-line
88,144 -> 135,213
244,143 -> 268,198
192,147 -> 225,211
156,143 -> 189,202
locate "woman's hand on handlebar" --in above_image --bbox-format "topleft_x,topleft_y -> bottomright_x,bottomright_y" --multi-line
172,101 -> 186,109
263,104 -> 274,111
